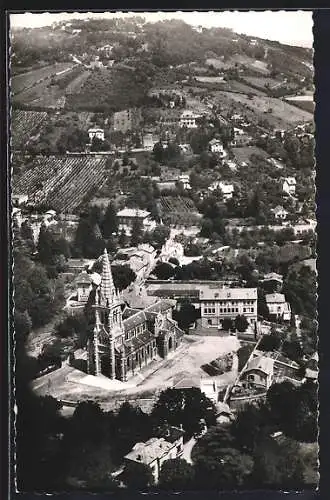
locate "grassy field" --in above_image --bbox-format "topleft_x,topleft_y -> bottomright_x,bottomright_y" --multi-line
66,67 -> 150,112
12,62 -> 74,94
226,92 -> 313,127
13,78 -> 67,109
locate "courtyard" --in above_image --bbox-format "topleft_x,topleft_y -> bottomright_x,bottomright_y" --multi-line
31,334 -> 240,409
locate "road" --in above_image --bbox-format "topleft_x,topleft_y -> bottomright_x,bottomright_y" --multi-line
31,361 -> 74,392
181,437 -> 197,464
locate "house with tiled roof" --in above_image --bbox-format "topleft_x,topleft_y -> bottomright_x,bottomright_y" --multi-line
241,355 -> 274,390
282,177 -> 296,196
124,426 -> 184,483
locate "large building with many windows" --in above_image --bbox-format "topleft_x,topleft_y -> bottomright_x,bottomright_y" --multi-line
146,281 -> 258,329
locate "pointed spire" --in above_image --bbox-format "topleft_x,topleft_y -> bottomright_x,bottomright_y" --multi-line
100,248 -> 115,304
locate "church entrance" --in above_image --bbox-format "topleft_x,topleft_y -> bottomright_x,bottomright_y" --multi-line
168,336 -> 173,351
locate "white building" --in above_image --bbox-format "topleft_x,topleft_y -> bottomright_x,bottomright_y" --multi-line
265,293 -> 291,321
209,138 -> 226,156
272,205 -> 289,220
88,128 -> 105,142
142,133 -> 157,151
209,181 -> 234,201
76,272 -> 92,303
179,110 -> 200,128
117,208 -> 156,235
160,239 -> 184,264
178,174 -> 191,190
200,287 -> 258,328
241,355 -> 274,390
12,194 -> 28,206
282,177 -> 296,196
124,427 -> 184,484
12,207 -> 24,228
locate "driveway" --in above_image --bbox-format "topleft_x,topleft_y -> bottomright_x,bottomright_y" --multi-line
181,437 -> 197,464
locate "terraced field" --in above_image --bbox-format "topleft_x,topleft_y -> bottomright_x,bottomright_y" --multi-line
11,110 -> 48,150
12,62 -> 74,95
13,155 -> 108,212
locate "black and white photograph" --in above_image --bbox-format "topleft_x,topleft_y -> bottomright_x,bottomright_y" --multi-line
9,10 -> 318,493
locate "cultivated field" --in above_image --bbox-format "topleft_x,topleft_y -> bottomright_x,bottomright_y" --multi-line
11,110 -> 48,150
226,92 -> 313,126
66,67 -> 149,111
13,79 -> 67,109
231,54 -> 270,75
13,155 -> 108,212
160,196 -> 198,214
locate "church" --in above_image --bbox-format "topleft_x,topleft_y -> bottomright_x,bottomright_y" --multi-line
87,249 -> 184,381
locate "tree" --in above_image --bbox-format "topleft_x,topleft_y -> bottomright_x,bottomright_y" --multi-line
151,387 -> 216,438
282,339 -> 304,363
37,224 -> 56,267
130,217 -> 144,247
194,447 -> 254,490
172,300 -> 199,331
234,315 -> 249,333
251,435 -> 305,489
121,461 -> 154,489
258,334 -> 281,352
153,141 -> 164,163
149,225 -> 170,249
101,202 -> 118,239
14,310 -> 32,344
68,401 -> 106,445
237,344 -> 254,371
112,264 -> 136,291
74,211 -> 105,258
231,403 -> 273,453
159,459 -> 195,490
153,262 -> 176,280
222,318 -> 234,332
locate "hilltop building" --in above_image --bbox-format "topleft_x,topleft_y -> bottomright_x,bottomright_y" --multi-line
87,250 -> 184,381
265,293 -> 291,321
117,208 -> 156,235
208,138 -> 226,156
282,177 -> 296,196
179,110 -> 200,128
88,128 -> 105,142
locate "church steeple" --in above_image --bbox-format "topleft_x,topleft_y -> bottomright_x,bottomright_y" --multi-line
100,248 -> 116,305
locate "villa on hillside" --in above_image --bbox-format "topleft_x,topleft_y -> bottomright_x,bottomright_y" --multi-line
265,293 -> 291,321
117,208 -> 157,235
282,177 -> 296,196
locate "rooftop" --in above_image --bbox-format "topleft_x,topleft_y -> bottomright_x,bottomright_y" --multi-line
117,208 -> 151,218
265,293 -> 287,304
125,437 -> 174,465
244,355 -> 274,376
284,177 -> 296,185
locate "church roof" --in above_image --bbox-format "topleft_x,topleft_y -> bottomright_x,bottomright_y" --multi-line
123,310 -> 147,332
117,330 -> 155,356
100,249 -> 115,305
